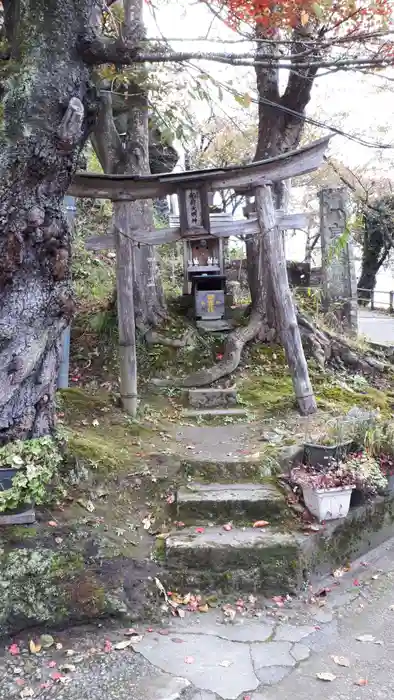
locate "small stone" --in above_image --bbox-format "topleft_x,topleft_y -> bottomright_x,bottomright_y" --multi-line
275,624 -> 315,643
291,643 -> 310,662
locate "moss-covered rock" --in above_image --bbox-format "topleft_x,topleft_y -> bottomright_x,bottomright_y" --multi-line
0,523 -> 158,637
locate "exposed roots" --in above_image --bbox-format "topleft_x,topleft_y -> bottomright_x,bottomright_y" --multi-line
151,309 -> 265,388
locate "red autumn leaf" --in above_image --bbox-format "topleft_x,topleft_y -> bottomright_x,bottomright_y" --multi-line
216,353 -> 224,360
355,679 -> 368,686
40,683 -> 52,690
15,679 -> 25,686
223,523 -> 232,531
104,640 -> 112,653
184,656 -> 195,664
47,520 -> 58,527
174,521 -> 185,528
195,527 -> 205,534
47,660 -> 57,668
252,520 -> 269,528
166,493 -> 175,505
9,644 -> 20,656
51,672 -> 64,681
353,579 -> 360,586
146,628 -> 154,633
158,629 -> 169,636
272,596 -> 285,606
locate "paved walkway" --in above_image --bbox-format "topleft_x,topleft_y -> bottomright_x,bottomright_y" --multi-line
2,537 -> 394,700
358,308 -> 394,344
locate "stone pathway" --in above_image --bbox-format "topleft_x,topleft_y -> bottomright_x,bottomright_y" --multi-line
2,537 -> 394,700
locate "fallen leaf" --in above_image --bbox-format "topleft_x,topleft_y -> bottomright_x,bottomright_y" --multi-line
104,640 -> 112,653
248,594 -> 257,605
114,640 -> 132,650
166,493 -> 175,505
158,629 -> 170,636
40,683 -> 52,690
223,523 -> 232,531
29,640 -> 41,654
253,520 -> 269,528
353,579 -> 360,586
355,679 -> 368,686
331,655 -> 350,667
20,688 -> 34,699
372,574 -> 380,580
316,672 -> 336,682
55,642 -> 63,650
54,537 -> 63,545
198,604 -> 209,613
47,661 -> 57,668
47,521 -> 58,527
174,521 -> 185,528
272,596 -> 285,607
244,696 -> 251,700
155,577 -> 168,602
40,634 -> 55,649
142,514 -> 153,530
332,567 -> 348,578
195,527 -> 205,534
92,419 -> 99,427
77,498 -> 95,513
356,634 -> 382,644
59,663 -> 76,673
184,656 -> 194,664
171,638 -> 184,644
177,608 -> 186,619
66,649 -> 75,656
15,679 -> 25,687
13,667 -> 23,675
51,672 -> 64,681
223,605 -> 236,621
389,605 -> 394,611
9,643 -> 20,656
219,660 -> 233,667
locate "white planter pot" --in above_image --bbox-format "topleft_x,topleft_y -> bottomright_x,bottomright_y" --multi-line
302,485 -> 355,522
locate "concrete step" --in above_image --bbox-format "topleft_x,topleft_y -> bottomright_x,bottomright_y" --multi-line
164,526 -> 303,594
196,319 -> 234,332
182,408 -> 248,419
176,482 -> 286,523
181,458 -> 273,483
188,386 -> 238,409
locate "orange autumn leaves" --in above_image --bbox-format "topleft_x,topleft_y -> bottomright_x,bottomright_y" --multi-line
211,0 -> 393,33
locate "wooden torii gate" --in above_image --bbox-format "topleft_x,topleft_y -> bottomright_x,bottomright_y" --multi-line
69,135 -> 330,417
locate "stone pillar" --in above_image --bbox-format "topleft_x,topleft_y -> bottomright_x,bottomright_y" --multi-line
319,187 -> 358,333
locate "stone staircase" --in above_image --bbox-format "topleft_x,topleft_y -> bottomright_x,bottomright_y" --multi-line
162,448 -> 394,596
163,455 -> 303,595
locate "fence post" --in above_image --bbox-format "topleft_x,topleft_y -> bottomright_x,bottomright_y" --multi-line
390,291 -> 394,314
370,290 -> 375,311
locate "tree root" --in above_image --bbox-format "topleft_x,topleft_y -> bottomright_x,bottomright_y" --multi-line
151,309 -> 264,388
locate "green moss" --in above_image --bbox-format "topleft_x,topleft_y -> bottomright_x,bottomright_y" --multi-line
316,383 -> 392,416
239,374 -> 294,413
60,387 -> 112,415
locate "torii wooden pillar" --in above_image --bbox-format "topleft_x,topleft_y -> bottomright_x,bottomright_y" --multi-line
69,136 -> 331,417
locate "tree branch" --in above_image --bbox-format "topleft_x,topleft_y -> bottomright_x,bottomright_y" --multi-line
91,92 -> 123,173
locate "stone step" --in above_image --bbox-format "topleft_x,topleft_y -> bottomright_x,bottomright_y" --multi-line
176,482 -> 286,523
182,408 -> 248,419
181,458 -> 273,483
164,526 -> 303,594
196,319 -> 234,332
188,386 -> 238,409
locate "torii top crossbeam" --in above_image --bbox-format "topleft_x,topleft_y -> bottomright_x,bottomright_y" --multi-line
69,136 -> 331,201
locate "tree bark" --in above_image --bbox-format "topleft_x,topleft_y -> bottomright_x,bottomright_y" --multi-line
0,0 -> 95,442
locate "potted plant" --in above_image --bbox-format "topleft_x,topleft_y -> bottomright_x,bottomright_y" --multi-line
303,429 -> 354,468
290,464 -> 355,522
340,451 -> 388,498
0,437 -> 62,525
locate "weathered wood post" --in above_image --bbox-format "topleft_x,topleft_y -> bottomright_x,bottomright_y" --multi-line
255,185 -> 317,416
319,187 -> 358,333
114,202 -> 138,417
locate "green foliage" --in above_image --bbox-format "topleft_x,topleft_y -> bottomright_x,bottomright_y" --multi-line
0,438 -> 62,512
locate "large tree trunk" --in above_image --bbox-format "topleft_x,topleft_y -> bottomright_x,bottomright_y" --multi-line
0,0 -> 94,442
